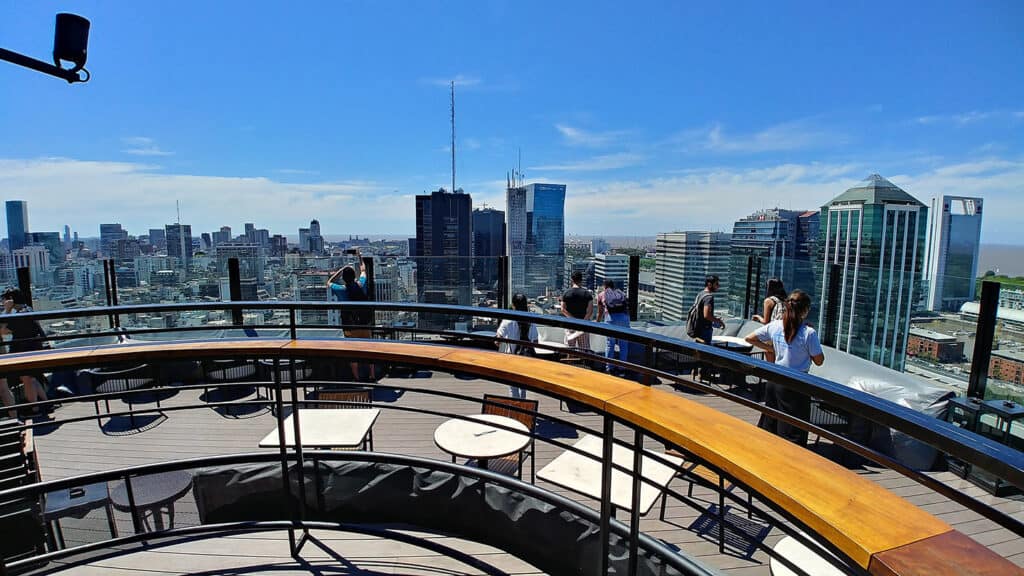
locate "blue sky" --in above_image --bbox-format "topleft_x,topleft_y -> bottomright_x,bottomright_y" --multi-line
2,1 -> 1022,242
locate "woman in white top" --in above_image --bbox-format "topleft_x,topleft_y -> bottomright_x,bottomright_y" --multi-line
496,293 -> 539,399
745,289 -> 825,445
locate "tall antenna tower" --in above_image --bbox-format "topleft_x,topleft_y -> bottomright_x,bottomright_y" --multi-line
450,80 -> 456,194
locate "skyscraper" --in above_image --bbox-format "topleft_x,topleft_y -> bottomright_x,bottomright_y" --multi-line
27,232 -> 64,266
818,174 -> 927,371
415,188 -> 472,324
654,232 -> 732,322
6,201 -> 29,251
63,225 -> 72,249
505,182 -> 566,297
298,228 -> 311,253
727,208 -> 819,315
148,228 -> 167,251
216,242 -> 265,285
165,223 -> 194,274
99,224 -> 127,258
244,223 -> 256,244
924,196 -> 983,312
594,253 -> 630,290
472,207 -> 505,291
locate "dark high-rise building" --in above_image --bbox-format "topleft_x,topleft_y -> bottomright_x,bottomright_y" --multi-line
472,207 -> 505,291
99,224 -> 127,257
5,201 -> 29,251
727,208 -> 819,315
63,225 -> 71,249
165,223 -> 194,273
244,223 -> 256,244
506,183 -> 566,297
148,228 -> 167,250
818,174 -> 927,370
269,234 -> 288,257
415,188 -> 472,325
200,233 -> 213,251
27,232 -> 64,266
212,226 -> 231,247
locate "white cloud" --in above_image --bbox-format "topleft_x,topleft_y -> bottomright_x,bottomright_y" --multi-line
274,168 -> 321,176
673,120 -> 841,153
914,109 -> 1020,126
121,136 -> 173,157
0,157 -> 402,234
423,74 -> 481,88
554,124 -> 629,148
530,153 -> 644,172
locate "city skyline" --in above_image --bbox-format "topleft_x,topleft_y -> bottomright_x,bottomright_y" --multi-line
1,3 -> 1022,242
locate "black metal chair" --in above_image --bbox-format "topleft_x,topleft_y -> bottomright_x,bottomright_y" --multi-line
202,359 -> 260,417
83,364 -> 160,429
0,418 -> 48,563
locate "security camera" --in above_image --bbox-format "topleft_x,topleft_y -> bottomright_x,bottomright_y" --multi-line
53,13 -> 90,73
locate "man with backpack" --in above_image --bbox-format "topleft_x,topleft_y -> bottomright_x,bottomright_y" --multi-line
327,251 -> 376,381
686,275 -> 724,344
597,280 -> 630,375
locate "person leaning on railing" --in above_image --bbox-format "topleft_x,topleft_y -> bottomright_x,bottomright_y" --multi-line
0,288 -> 50,417
744,289 -> 824,445
327,250 -> 377,381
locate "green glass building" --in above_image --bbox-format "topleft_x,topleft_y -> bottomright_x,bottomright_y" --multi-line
818,174 -> 927,370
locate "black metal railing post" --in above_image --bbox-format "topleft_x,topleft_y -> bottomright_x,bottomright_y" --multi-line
124,474 -> 142,535
108,259 -> 120,328
288,308 -> 297,340
101,260 -> 114,328
743,256 -> 754,320
627,428 -> 643,576
227,258 -> 243,326
15,267 -> 32,308
968,280 -> 1001,399
822,263 -> 842,347
599,416 -> 614,576
628,255 -> 640,321
362,256 -> 377,335
497,255 -> 510,309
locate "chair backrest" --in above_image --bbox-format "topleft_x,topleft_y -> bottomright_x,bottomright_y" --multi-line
481,394 -> 538,431
0,418 -> 46,561
204,359 -> 257,382
318,388 -> 371,409
86,364 -> 154,387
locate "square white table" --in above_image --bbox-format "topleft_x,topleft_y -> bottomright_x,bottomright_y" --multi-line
537,434 -> 684,515
259,408 -> 380,449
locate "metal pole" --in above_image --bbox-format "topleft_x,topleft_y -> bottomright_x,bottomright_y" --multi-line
102,260 -> 114,328
497,255 -> 510,309
0,47 -> 84,83
627,428 -> 643,576
822,263 -> 842,347
627,255 -> 640,321
362,255 -> 376,338
15,267 -> 32,308
599,416 -> 614,576
743,255 -> 754,320
227,257 -> 243,325
968,281 -> 1001,399
108,259 -> 120,328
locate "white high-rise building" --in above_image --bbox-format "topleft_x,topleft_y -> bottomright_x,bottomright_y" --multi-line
594,254 -> 629,290
654,232 -> 731,322
924,196 -> 983,312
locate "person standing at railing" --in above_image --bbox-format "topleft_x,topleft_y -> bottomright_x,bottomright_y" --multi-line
751,277 -> 788,363
560,270 -> 594,358
744,289 -> 825,445
687,275 -> 724,381
327,251 -> 377,381
496,293 -> 539,399
596,280 -> 630,376
0,289 -> 50,417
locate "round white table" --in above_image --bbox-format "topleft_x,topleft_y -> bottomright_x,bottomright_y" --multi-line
434,414 -> 531,470
711,335 -> 754,351
769,533 -> 846,576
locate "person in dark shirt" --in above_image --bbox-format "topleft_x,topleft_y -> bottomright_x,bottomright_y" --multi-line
560,271 -> 593,352
0,289 -> 49,415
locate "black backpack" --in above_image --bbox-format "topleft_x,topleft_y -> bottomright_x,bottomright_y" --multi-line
339,282 -> 373,327
685,292 -> 711,339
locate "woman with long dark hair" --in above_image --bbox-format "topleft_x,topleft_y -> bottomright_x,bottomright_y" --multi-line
744,289 -> 824,445
496,293 -> 539,399
752,278 -> 787,324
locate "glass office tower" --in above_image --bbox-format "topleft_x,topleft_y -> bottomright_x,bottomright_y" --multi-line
818,174 -> 928,371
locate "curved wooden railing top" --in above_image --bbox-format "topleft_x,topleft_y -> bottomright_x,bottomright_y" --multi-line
1,339 -> 1018,576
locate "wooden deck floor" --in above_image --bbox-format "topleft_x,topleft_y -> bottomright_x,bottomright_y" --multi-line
25,367 -> 1024,575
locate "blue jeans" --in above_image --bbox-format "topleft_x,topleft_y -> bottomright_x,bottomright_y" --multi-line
605,312 -> 631,373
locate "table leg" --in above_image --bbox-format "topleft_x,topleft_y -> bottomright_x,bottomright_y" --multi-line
152,506 -> 165,531
479,458 -> 489,470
